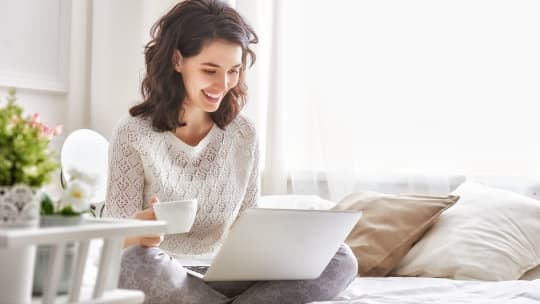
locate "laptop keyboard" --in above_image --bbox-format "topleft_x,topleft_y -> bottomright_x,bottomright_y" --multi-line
185,265 -> 209,275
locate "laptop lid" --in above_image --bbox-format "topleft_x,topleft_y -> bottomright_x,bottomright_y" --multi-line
200,208 -> 362,281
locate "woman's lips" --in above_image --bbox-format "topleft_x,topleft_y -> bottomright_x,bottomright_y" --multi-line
202,90 -> 223,103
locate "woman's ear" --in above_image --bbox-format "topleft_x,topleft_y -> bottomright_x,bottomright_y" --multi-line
173,49 -> 183,73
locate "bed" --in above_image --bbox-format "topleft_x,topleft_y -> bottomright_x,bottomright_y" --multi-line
258,187 -> 540,304
81,180 -> 540,303
315,275 -> 540,304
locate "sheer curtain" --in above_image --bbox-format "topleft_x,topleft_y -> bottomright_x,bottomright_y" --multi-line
237,0 -> 540,201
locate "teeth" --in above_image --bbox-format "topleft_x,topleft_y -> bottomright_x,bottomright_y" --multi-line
203,91 -> 222,99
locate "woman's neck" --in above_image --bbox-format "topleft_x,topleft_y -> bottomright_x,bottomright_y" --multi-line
174,106 -> 214,146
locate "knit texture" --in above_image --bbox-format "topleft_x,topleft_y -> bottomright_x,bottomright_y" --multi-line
103,114 -> 259,256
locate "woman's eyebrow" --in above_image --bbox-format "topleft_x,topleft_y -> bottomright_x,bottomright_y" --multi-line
201,62 -> 242,68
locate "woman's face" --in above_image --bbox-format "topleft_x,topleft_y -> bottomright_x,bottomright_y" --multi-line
178,39 -> 243,114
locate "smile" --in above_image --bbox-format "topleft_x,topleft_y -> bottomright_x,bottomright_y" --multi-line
202,90 -> 223,101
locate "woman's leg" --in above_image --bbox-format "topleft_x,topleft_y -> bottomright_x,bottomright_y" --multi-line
207,281 -> 256,298
232,244 -> 358,304
119,245 -> 230,304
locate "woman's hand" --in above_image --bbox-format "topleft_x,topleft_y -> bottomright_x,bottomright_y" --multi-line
124,196 -> 164,248
134,196 -> 159,220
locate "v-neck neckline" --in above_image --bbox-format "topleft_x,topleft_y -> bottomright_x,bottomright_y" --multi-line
167,123 -> 218,153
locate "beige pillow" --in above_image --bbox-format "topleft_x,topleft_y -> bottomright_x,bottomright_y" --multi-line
521,263 -> 540,280
393,181 -> 540,281
332,192 -> 459,276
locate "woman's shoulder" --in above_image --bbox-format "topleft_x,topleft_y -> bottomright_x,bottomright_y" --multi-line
110,115 -> 156,148
226,113 -> 257,142
113,114 -> 153,136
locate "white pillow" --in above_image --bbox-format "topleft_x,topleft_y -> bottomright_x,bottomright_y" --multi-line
393,180 -> 540,280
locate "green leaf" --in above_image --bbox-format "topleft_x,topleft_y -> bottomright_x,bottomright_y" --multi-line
40,193 -> 55,215
0,88 -> 59,187
59,205 -> 80,216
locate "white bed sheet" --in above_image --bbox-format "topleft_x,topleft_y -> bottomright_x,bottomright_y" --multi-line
311,276 -> 540,304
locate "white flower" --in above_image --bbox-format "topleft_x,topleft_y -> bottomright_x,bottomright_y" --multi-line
60,181 -> 91,213
66,168 -> 98,187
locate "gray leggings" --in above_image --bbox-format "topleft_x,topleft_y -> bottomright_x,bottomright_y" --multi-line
118,244 -> 357,304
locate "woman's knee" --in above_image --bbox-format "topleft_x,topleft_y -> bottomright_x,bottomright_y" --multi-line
121,245 -> 172,271
119,245 -> 173,289
322,244 -> 358,289
334,244 -> 358,284
120,246 -> 228,304
122,245 -> 170,264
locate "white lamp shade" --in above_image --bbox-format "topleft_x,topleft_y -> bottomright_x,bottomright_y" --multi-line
61,129 -> 108,203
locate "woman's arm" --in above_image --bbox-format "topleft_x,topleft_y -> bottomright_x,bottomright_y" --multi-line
102,121 -> 162,248
103,121 -> 145,219
238,141 -> 260,214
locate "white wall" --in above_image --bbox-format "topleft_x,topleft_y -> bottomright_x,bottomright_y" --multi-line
0,0 -> 182,146
90,0 -> 179,138
90,0 -> 145,138
0,0 -> 72,151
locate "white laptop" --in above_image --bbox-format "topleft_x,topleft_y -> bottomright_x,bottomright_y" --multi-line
182,208 -> 362,281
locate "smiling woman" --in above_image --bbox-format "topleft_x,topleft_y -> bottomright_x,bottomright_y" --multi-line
101,0 -> 357,303
172,39 -> 244,145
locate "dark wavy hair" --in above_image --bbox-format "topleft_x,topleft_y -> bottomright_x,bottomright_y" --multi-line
130,0 -> 258,131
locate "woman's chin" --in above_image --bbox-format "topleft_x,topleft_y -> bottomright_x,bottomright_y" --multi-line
203,105 -> 220,113
203,101 -> 222,112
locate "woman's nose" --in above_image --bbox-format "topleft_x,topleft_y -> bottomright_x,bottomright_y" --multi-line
214,73 -> 228,92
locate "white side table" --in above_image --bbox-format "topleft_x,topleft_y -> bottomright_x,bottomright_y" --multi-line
0,217 -> 166,304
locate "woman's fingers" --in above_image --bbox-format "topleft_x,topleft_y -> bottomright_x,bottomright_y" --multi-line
135,196 -> 159,220
129,196 -> 164,247
135,208 -> 155,220
140,235 -> 164,247
149,195 -> 159,206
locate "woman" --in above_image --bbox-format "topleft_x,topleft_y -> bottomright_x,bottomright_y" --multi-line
103,0 -> 357,303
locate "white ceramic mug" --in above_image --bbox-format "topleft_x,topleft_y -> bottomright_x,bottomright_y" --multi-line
154,199 -> 198,234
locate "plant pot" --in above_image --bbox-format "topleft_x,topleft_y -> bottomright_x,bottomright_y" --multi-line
32,214 -> 84,296
0,184 -> 40,304
0,184 -> 40,228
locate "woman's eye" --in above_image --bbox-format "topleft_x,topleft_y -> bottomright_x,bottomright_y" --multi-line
229,69 -> 240,74
203,70 -> 216,74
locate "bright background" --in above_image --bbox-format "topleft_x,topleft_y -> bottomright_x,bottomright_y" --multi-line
1,0 -> 539,200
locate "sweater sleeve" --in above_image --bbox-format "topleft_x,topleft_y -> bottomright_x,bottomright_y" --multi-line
238,140 -> 260,214
102,121 -> 145,218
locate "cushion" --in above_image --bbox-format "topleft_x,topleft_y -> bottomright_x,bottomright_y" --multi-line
521,263 -> 540,280
393,180 -> 540,280
332,192 -> 459,276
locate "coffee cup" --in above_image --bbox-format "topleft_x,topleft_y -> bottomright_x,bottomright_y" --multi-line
153,199 -> 198,234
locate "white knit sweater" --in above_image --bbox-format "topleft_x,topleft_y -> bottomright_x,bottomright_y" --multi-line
103,114 -> 259,256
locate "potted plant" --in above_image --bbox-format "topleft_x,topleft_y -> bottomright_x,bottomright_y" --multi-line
0,87 -> 61,303
32,168 -> 97,296
41,168 -> 95,220
0,87 -> 61,227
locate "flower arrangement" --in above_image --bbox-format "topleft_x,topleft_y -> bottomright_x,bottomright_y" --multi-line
41,168 -> 96,216
0,88 -> 62,187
